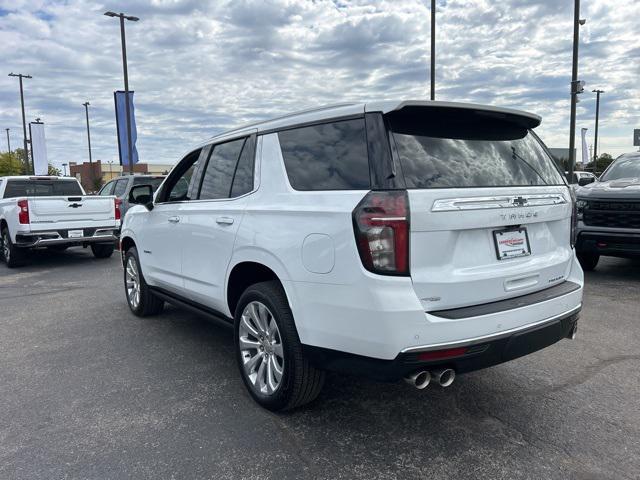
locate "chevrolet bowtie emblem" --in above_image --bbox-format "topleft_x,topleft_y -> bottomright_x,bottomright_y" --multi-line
512,196 -> 528,207
68,203 -> 82,208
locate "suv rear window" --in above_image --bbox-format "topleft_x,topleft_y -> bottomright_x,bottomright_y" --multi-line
3,179 -> 83,198
388,108 -> 564,188
278,118 -> 370,191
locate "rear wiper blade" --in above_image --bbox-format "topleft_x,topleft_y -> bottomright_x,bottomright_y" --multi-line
511,146 -> 547,185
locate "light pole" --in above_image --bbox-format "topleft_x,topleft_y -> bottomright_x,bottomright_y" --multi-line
567,2 -> 586,184
83,101 -> 94,184
104,11 -> 139,175
592,89 -> 604,173
430,0 -> 436,100
108,160 -> 114,179
8,72 -> 32,173
5,128 -> 10,157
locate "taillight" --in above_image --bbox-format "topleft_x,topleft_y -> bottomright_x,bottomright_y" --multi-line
115,198 -> 122,221
569,189 -> 577,248
353,190 -> 409,275
17,199 -> 29,224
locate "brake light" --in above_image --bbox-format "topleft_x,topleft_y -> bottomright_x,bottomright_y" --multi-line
115,198 -> 122,221
17,199 -> 29,224
353,190 -> 409,275
569,189 -> 577,248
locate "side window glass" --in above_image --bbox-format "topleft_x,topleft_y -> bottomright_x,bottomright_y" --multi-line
113,179 -> 128,197
199,138 -> 245,200
161,148 -> 202,202
278,118 -> 370,190
100,182 -> 115,196
230,136 -> 256,198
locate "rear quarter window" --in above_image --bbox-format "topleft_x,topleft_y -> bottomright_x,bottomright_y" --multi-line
278,118 -> 370,191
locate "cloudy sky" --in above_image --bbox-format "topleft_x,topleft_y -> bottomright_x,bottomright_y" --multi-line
0,0 -> 639,170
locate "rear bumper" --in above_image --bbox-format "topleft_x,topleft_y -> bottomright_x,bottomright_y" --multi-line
576,229 -> 640,258
15,228 -> 118,248
304,308 -> 580,382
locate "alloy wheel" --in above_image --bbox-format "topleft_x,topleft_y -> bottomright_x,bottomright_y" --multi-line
125,255 -> 140,310
238,301 -> 284,396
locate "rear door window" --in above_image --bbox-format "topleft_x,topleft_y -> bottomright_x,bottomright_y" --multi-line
3,180 -> 83,198
113,179 -> 128,197
388,108 -> 564,188
99,181 -> 115,196
278,118 -> 370,191
199,138 -> 246,200
230,136 -> 256,198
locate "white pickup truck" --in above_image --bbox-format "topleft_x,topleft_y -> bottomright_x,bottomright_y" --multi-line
0,176 -> 121,268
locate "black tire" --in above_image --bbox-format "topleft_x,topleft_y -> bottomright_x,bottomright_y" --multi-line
91,242 -> 115,259
234,281 -> 325,411
577,252 -> 599,271
123,247 -> 164,316
1,226 -> 27,268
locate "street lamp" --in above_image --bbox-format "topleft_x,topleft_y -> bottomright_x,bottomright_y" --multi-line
8,72 -> 32,173
567,0 -> 586,184
430,0 -> 436,100
104,11 -> 139,175
108,160 -> 114,179
592,89 -> 604,173
82,101 -> 94,183
5,128 -> 10,157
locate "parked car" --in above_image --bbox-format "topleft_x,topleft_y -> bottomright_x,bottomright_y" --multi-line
119,100 -> 583,411
575,152 -> 640,270
98,175 -> 166,218
0,176 -> 120,267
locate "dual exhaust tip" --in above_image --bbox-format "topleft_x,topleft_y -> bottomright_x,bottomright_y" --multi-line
404,368 -> 456,389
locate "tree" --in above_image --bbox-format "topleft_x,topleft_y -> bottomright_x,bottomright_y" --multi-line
48,164 -> 61,176
0,151 -> 24,176
585,153 -> 614,174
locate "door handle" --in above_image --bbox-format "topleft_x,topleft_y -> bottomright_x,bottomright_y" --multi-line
216,217 -> 234,225
168,216 -> 180,223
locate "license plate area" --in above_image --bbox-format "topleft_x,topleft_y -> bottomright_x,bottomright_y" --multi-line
68,229 -> 84,238
493,227 -> 531,260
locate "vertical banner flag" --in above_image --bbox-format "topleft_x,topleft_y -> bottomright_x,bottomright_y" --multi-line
581,128 -> 589,166
29,122 -> 48,175
114,91 -> 139,166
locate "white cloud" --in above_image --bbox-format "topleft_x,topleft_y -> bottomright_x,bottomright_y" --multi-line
0,0 -> 638,170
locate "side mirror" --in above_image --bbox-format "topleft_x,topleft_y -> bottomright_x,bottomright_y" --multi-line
578,177 -> 595,186
129,184 -> 154,210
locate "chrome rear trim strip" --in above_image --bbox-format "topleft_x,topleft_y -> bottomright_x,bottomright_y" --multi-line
432,193 -> 567,212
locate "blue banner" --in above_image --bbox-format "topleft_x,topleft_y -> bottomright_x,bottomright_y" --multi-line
114,90 -> 139,166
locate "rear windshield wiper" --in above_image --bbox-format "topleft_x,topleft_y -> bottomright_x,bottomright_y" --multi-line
511,146 -> 547,185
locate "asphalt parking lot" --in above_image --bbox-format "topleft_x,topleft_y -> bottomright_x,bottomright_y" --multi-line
1,250 -> 639,480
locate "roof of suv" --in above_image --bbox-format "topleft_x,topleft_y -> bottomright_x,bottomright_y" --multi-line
209,100 -> 542,143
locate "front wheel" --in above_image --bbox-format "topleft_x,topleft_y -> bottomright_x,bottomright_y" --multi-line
123,247 -> 164,316
1,226 -> 26,268
91,243 -> 115,259
234,281 -> 325,411
577,252 -> 599,271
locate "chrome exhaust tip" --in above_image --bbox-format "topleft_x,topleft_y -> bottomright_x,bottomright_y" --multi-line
404,370 -> 431,389
432,368 -> 456,387
567,322 -> 578,340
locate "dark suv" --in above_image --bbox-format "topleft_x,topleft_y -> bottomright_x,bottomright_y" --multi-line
98,175 -> 165,218
575,152 -> 640,270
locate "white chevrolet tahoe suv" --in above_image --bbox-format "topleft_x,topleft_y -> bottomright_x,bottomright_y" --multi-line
0,176 -> 121,268
120,101 -> 584,411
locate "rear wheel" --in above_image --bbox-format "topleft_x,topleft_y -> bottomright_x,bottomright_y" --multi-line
1,226 -> 26,268
234,281 -> 325,411
124,247 -> 164,316
91,243 -> 115,259
577,252 -> 599,271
